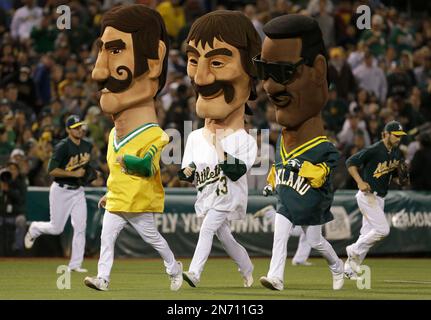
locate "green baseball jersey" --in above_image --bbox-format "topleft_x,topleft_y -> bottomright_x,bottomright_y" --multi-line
274,135 -> 340,226
346,140 -> 403,197
48,137 -> 93,186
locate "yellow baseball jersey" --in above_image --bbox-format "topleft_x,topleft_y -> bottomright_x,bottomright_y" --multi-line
106,123 -> 168,213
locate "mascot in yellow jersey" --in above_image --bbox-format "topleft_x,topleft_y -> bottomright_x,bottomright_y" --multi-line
84,4 -> 183,292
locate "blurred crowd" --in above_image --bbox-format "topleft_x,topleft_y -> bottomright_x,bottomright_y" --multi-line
0,0 -> 430,203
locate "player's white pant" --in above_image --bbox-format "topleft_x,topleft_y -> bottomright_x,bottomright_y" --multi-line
348,191 -> 389,262
188,209 -> 253,280
29,182 -> 87,269
264,207 -> 311,264
267,213 -> 341,281
97,211 -> 181,282
290,226 -> 312,264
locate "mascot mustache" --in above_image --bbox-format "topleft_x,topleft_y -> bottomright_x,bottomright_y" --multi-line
97,66 -> 133,93
191,80 -> 235,103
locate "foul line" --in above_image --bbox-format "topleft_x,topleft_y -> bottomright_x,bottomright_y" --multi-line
384,280 -> 431,285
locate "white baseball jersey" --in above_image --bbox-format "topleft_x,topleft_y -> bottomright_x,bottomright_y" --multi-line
182,128 -> 257,220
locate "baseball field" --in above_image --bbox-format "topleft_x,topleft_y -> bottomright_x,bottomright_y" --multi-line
1,257 -> 430,300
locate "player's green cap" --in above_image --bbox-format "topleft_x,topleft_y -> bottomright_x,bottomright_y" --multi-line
384,120 -> 407,136
66,114 -> 85,129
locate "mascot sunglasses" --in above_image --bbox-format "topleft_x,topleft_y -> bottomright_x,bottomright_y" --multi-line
253,54 -> 307,85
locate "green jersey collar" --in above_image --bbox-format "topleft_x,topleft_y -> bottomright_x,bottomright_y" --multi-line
113,123 -> 159,151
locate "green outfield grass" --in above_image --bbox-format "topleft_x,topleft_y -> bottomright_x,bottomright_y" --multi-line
0,257 -> 430,300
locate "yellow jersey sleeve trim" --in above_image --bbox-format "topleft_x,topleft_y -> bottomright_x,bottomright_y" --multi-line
148,146 -> 157,157
298,161 -> 331,188
266,164 -> 276,189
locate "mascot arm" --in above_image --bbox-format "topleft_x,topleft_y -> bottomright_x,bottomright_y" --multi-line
123,150 -> 158,177
298,161 -> 330,188
219,152 -> 247,182
123,134 -> 168,177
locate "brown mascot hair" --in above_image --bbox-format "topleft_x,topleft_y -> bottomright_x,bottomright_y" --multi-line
186,10 -> 261,101
101,4 -> 169,97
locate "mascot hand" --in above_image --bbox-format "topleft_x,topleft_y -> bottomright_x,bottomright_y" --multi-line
263,184 -> 274,197
286,158 -> 303,172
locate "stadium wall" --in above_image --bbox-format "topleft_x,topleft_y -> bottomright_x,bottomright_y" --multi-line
25,188 -> 431,257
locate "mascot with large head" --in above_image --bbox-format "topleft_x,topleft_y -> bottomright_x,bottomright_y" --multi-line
255,14 -> 345,292
179,11 -> 261,288
85,4 -> 183,293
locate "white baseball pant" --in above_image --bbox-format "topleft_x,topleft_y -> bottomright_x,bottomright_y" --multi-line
264,207 -> 311,264
267,213 -> 341,281
290,226 -> 312,264
188,209 -> 253,280
29,182 -> 87,269
348,191 -> 389,262
97,211 -> 180,282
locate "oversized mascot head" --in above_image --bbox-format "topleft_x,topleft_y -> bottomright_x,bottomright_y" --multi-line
93,5 -> 169,115
253,14 -> 328,129
185,10 -> 261,121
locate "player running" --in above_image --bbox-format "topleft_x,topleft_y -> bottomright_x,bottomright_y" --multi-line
24,115 -> 98,272
344,120 -> 408,279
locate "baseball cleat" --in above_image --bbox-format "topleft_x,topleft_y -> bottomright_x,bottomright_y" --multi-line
68,267 -> 88,273
24,231 -> 35,249
183,271 -> 199,288
332,272 -> 344,290
331,259 -> 345,290
259,276 -> 283,291
243,273 -> 254,288
170,261 -> 183,291
84,276 -> 109,291
346,245 -> 361,273
292,260 -> 313,266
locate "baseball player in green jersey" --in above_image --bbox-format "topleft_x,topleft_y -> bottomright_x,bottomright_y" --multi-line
344,120 -> 407,279
24,115 -> 97,272
254,14 -> 344,291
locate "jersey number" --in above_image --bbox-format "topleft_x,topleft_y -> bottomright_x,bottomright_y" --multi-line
216,176 -> 228,196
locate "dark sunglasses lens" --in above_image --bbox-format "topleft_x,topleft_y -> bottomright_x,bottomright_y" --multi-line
285,65 -> 296,83
268,72 -> 282,84
274,64 -> 296,84
254,60 -> 268,80
254,58 -> 300,84
267,65 -> 286,84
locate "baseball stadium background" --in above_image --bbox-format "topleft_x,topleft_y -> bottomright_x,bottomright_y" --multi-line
1,0 -> 431,300
21,188 -> 431,258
